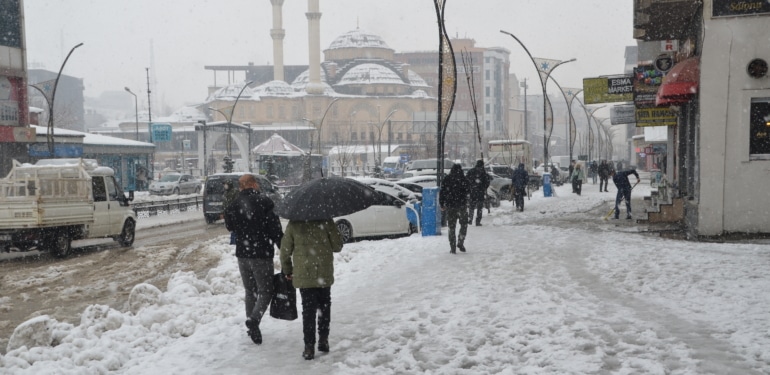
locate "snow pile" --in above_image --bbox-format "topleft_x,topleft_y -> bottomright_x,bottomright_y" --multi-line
1,237 -> 242,373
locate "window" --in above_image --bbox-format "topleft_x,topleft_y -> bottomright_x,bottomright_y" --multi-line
485,103 -> 490,114
267,105 -> 273,118
750,98 -> 770,155
485,70 -> 490,80
92,177 -> 107,202
351,132 -> 358,141
485,86 -> 490,96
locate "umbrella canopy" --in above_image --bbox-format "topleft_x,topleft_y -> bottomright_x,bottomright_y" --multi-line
275,177 -> 379,221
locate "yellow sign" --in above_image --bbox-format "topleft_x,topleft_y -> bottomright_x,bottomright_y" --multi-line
583,76 -> 633,104
635,108 -> 677,127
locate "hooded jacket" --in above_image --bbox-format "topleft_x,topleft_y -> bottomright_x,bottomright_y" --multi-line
280,219 -> 344,289
465,161 -> 491,202
439,164 -> 469,209
511,163 -> 529,189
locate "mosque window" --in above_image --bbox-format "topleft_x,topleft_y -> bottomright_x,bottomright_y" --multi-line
267,105 -> 273,118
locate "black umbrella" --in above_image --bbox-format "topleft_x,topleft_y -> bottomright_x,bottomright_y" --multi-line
275,177 -> 380,221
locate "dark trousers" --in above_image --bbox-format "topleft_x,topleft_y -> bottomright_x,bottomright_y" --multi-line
599,177 -> 609,191
300,287 -> 331,345
445,205 -> 468,252
238,258 -> 275,323
468,199 -> 484,224
572,179 -> 582,195
614,186 -> 632,217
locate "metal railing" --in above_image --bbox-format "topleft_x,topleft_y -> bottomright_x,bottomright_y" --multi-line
132,196 -> 203,219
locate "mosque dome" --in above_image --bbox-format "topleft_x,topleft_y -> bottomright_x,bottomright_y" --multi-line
324,28 -> 394,62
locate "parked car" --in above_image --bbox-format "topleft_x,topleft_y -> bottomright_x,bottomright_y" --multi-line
335,189 -> 417,243
149,173 -> 201,195
202,172 -> 283,224
396,175 -> 439,199
404,158 -> 455,177
348,177 -> 418,203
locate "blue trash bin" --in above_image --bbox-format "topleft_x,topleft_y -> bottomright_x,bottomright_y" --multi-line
421,187 -> 441,236
542,172 -> 553,197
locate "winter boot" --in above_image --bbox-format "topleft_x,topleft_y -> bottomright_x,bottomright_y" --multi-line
458,244 -> 466,252
303,344 -> 315,360
245,319 -> 262,345
318,336 -> 329,352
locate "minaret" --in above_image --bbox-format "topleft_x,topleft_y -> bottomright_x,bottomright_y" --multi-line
305,0 -> 324,94
270,0 -> 285,82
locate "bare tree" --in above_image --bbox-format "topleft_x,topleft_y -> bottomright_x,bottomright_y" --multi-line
328,139 -> 359,177
461,49 -> 483,161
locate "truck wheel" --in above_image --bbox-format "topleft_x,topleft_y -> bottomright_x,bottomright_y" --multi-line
117,219 -> 136,247
48,232 -> 72,258
204,214 -> 218,224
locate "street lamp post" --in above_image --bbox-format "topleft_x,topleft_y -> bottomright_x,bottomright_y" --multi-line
38,42 -> 84,155
500,29 -> 575,166
302,97 -> 342,181
124,87 -> 139,141
370,109 -> 398,168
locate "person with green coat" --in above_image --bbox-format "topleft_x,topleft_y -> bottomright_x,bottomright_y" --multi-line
570,162 -> 587,196
280,219 -> 344,360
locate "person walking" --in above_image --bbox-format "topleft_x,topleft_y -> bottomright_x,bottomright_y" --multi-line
570,162 -> 586,196
465,160 -> 491,226
568,160 -> 576,192
589,161 -> 598,184
511,163 -> 529,211
224,174 -> 284,346
610,168 -> 641,219
598,160 -> 610,192
280,219 -> 344,360
439,164 -> 470,254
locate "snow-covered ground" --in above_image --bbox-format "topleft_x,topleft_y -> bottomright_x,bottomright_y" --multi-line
2,178 -> 770,374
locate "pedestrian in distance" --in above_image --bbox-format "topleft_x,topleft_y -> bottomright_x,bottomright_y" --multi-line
568,160 -> 576,192
598,160 -> 610,192
439,164 -> 470,254
465,160 -> 491,226
570,162 -> 586,196
511,163 -> 529,212
550,165 -> 561,186
223,174 -> 284,346
610,168 -> 641,219
280,219 -> 344,360
589,161 -> 598,184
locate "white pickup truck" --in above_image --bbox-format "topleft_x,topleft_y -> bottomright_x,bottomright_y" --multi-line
0,158 -> 137,258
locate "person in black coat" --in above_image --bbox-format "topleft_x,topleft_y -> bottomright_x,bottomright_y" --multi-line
610,168 -> 640,220
511,163 -> 529,212
224,174 -> 284,345
465,160 -> 491,226
439,164 -> 469,254
598,160 -> 610,192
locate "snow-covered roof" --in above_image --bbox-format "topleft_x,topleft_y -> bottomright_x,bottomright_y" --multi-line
206,83 -> 255,102
32,125 -> 155,148
251,80 -> 297,97
408,70 -> 430,88
327,28 -> 393,51
252,133 -> 306,155
290,68 -> 330,92
336,63 -> 408,87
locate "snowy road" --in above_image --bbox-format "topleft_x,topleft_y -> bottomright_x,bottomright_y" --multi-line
3,180 -> 770,374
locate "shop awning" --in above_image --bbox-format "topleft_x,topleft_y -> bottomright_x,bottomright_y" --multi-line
656,56 -> 699,106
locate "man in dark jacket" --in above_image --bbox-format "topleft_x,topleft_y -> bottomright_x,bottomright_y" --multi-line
511,163 -> 529,212
610,168 -> 640,220
439,164 -> 469,254
598,160 -> 610,192
224,174 -> 283,345
465,160 -> 491,226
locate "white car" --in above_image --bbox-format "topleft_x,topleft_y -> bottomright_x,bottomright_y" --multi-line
149,173 -> 201,195
348,177 -> 417,202
335,189 -> 418,243
396,175 -> 438,188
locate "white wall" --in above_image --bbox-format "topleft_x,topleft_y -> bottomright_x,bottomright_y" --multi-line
698,3 -> 770,235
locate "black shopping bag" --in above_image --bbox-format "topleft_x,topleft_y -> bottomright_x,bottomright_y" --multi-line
270,272 -> 298,321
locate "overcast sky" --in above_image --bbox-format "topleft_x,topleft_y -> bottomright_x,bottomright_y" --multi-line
23,0 -> 635,113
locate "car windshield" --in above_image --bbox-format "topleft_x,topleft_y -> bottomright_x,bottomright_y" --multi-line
159,175 -> 181,182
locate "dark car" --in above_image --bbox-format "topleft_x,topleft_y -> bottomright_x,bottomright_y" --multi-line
203,172 -> 283,224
